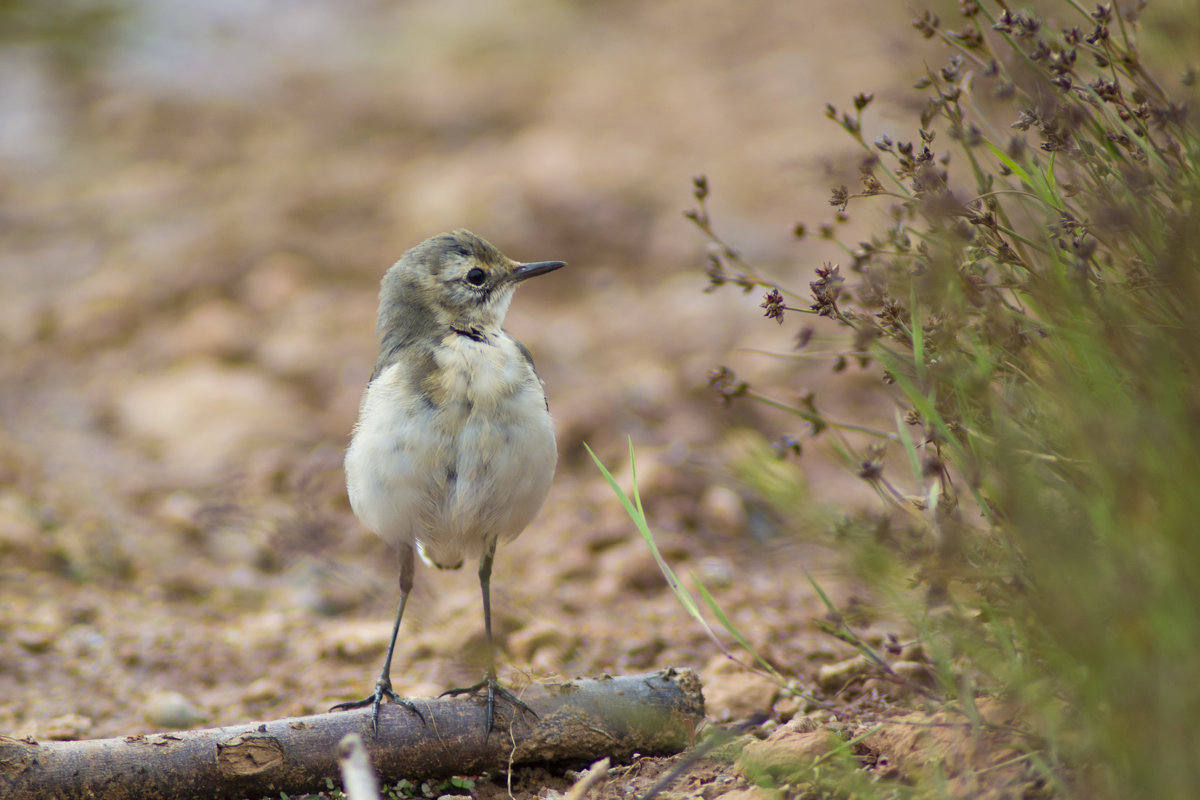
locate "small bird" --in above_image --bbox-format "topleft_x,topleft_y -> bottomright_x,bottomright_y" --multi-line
332,230 -> 563,737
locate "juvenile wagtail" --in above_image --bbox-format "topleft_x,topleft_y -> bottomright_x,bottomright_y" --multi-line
332,230 -> 563,737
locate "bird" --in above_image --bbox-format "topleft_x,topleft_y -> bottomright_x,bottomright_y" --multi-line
331,229 -> 563,737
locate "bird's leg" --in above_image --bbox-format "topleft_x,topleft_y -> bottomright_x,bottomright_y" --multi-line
441,543 -> 537,738
330,543 -> 424,735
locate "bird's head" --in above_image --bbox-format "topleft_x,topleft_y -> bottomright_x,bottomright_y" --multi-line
379,230 -> 564,338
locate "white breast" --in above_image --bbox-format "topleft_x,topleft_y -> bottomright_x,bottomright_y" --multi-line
344,332 -> 556,567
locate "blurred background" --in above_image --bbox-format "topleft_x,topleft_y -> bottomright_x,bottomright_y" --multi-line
0,0 -> 1194,755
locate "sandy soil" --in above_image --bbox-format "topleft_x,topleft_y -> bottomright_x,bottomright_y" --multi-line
0,1 -> 1039,797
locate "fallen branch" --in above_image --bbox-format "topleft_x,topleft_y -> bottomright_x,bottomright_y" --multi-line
0,669 -> 704,800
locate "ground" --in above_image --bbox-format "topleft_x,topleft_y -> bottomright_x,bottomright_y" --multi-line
0,1 -> 1036,798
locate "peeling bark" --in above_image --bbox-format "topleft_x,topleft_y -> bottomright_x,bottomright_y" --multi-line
0,669 -> 704,800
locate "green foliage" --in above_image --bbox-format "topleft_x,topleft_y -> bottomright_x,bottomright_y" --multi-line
690,2 -> 1200,797
0,0 -> 126,76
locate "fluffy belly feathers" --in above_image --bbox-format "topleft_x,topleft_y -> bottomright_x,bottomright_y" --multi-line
345,334 -> 556,567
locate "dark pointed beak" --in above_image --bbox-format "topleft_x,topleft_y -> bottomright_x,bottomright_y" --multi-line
507,260 -> 566,284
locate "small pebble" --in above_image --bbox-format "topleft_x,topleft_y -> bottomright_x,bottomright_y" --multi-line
144,690 -> 206,730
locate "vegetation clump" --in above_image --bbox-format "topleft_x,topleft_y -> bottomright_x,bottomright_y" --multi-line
691,2 -> 1199,797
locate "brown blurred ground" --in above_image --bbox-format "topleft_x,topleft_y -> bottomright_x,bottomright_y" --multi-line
0,0 -> 989,796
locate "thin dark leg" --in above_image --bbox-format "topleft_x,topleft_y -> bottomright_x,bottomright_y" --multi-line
330,543 -> 424,735
441,543 -> 537,738
480,545 -> 498,687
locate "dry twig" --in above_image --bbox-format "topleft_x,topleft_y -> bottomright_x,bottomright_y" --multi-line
0,670 -> 703,800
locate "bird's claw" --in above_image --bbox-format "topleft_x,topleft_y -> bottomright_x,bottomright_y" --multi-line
331,679 -> 425,736
441,676 -> 538,738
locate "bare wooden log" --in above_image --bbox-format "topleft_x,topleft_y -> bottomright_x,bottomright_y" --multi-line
0,669 -> 704,800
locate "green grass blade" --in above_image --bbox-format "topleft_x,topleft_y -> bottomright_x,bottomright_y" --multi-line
910,283 -> 926,383
895,408 -> 924,485
693,573 -> 783,681
805,570 -> 841,619
584,441 -> 724,650
985,141 -> 1063,211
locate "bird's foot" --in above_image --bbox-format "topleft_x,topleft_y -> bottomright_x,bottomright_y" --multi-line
330,678 -> 425,736
441,675 -> 538,738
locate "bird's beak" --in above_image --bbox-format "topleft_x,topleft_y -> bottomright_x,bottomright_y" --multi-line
507,260 -> 566,284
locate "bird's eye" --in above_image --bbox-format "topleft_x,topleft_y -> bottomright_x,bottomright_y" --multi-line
465,267 -> 487,286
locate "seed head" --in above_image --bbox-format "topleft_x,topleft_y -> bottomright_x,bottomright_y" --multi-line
761,288 -> 786,324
